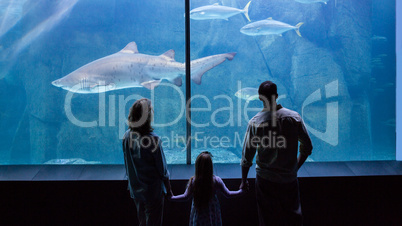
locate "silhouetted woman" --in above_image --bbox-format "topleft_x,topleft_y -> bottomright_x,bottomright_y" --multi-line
122,98 -> 172,226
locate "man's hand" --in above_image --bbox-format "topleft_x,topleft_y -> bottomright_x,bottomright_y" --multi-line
240,179 -> 249,191
297,153 -> 308,170
241,166 -> 251,191
167,190 -> 174,198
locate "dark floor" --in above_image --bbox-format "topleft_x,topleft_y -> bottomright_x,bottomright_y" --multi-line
1,176 -> 401,225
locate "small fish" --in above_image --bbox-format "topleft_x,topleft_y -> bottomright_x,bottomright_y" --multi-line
235,88 -> 287,102
235,87 -> 259,101
371,35 -> 388,42
381,119 -> 395,127
294,0 -> 328,4
240,18 -> 304,37
382,82 -> 394,88
190,1 -> 251,22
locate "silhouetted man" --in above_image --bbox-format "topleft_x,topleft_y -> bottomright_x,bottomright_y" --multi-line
240,81 -> 313,226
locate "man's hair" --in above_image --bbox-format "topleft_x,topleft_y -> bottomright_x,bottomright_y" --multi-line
128,98 -> 154,135
258,81 -> 278,103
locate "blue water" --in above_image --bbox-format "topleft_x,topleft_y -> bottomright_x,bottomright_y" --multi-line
0,0 -> 396,164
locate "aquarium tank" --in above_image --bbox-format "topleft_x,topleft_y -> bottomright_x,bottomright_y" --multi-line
0,0 -> 396,165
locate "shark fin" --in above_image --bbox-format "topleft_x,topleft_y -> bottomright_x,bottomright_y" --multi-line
120,42 -> 139,54
160,49 -> 175,61
169,77 -> 182,86
141,80 -> 161,90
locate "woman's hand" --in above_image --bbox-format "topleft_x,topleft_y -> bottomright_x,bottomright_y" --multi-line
239,179 -> 249,192
165,190 -> 174,200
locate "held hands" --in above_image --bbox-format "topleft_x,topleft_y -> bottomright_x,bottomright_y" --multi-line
239,179 -> 250,192
166,189 -> 174,200
167,190 -> 174,198
164,178 -> 173,199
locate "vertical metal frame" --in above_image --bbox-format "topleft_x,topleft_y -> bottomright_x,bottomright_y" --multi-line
397,0 -> 402,161
185,0 -> 191,164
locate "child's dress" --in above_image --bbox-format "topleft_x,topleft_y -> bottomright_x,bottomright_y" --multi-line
171,175 -> 243,226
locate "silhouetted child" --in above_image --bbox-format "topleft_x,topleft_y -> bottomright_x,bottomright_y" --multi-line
170,151 -> 244,226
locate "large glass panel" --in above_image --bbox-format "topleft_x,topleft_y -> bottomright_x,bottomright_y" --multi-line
0,0 -> 186,164
0,0 -> 397,166
190,0 -> 396,162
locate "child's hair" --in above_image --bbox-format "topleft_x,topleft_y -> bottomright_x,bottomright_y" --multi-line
192,151 -> 214,209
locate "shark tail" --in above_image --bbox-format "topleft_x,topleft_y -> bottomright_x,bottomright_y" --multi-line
243,1 -> 252,22
190,52 -> 236,85
295,22 -> 304,37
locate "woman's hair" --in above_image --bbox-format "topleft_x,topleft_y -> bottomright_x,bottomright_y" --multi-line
128,98 -> 154,135
192,151 -> 214,209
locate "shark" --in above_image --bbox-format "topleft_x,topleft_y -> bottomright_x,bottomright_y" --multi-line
52,42 -> 236,93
